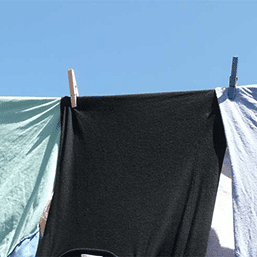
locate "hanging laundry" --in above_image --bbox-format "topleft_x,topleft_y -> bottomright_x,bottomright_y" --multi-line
206,147 -> 235,256
216,85 -> 257,257
7,228 -> 40,257
36,90 -> 226,257
0,97 -> 61,257
38,149 -> 235,257
37,149 -> 234,257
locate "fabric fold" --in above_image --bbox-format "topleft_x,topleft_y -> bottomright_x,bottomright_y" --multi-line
37,90 -> 226,257
205,147 -> 235,256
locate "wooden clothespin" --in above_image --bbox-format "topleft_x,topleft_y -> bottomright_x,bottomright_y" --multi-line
228,57 -> 238,100
68,69 -> 79,108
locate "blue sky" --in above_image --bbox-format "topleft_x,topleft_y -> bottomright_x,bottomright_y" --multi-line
1,0 -> 257,97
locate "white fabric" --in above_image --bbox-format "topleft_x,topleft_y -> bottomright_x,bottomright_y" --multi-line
206,147 -> 235,256
215,85 -> 257,257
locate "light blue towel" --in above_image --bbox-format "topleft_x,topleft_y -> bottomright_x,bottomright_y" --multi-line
215,85 -> 257,257
0,97 -> 61,257
7,227 -> 40,257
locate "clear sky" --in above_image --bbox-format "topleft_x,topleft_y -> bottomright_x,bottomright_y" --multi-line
1,0 -> 257,97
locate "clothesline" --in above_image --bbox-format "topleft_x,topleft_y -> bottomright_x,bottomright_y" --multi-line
67,56 -> 239,108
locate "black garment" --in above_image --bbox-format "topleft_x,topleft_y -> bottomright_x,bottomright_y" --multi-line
36,90 -> 226,257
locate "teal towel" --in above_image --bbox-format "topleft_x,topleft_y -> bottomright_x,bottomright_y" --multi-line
0,97 -> 61,257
